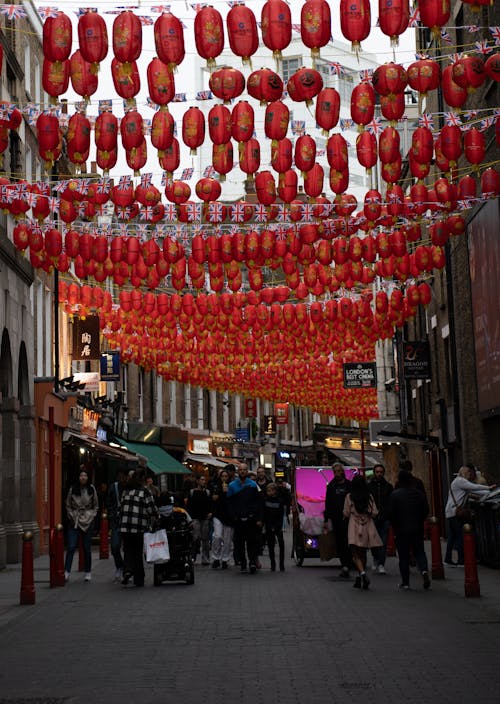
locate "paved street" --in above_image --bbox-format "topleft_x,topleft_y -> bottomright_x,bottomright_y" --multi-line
1,534 -> 500,704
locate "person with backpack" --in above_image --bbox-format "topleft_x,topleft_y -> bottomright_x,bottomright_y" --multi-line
64,467 -> 99,582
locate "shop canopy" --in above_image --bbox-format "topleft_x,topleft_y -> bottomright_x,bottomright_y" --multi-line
327,448 -> 383,468
185,453 -> 227,469
119,440 -> 191,475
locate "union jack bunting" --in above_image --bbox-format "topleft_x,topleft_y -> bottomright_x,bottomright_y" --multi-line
475,40 -> 491,55
37,6 -> 59,19
467,25 -> 479,32
25,191 -> 38,208
317,149 -> 326,156
366,117 -> 383,135
118,224 -> 129,236
418,113 -> 434,129
96,179 -> 111,194
172,93 -> 187,102
480,116 -> 495,130
254,204 -> 268,222
79,178 -> 91,195
441,29 -> 452,45
137,16 -> 154,25
196,90 -> 213,100
359,69 -> 373,82
448,53 -> 463,64
164,204 -> 178,221
48,197 -> 59,213
77,202 -> 87,218
208,202 -> 225,221
151,5 -> 171,12
227,1 -> 244,6
118,175 -> 132,190
230,203 -> 247,222
277,205 -> 290,222
302,204 -> 314,221
443,112 -> 462,126
140,173 -> 153,187
0,4 -> 27,19
53,180 -> 67,193
490,27 -> 500,45
291,120 -> 306,135
408,5 -> 420,27
462,110 -> 478,121
190,3 -> 206,11
415,53 -> 429,60
75,101 -> 87,114
339,118 -> 354,130
98,100 -> 113,114
185,203 -> 201,221
143,119 -> 152,136
76,8 -> 98,17
291,23 -> 301,33
327,62 -> 344,76
180,167 -> 194,180
203,165 -> 216,178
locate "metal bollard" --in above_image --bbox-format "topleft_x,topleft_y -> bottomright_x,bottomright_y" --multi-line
99,512 -> 109,559
463,523 -> 480,598
20,531 -> 36,605
429,516 -> 445,580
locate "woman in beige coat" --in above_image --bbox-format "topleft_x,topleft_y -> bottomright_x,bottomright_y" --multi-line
343,474 -> 382,590
64,468 -> 99,582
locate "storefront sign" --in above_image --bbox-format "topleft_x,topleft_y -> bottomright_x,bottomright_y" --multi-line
403,341 -> 431,379
274,403 -> 289,425
100,351 -> 120,381
263,415 -> 276,434
82,408 -> 100,438
72,315 -> 100,360
343,362 -> 377,388
235,427 -> 250,442
192,438 -> 211,454
73,372 -> 100,392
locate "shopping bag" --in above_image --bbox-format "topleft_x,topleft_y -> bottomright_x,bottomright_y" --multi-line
144,529 -> 170,563
319,531 -> 337,561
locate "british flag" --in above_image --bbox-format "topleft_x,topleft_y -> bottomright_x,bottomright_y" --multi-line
480,116 -> 494,130
277,205 -> 290,222
76,8 -> 98,17
186,203 -> 201,220
327,62 -> 344,76
48,197 -> 59,213
77,202 -> 87,218
173,93 -> 187,102
475,40 -> 491,55
366,117 -> 383,135
118,175 -> 132,190
291,23 -> 301,33
441,30 -> 452,45
203,165 -> 216,178
230,203 -> 247,222
37,6 -> 59,20
0,4 -> 27,19
98,100 -> 113,114
190,3 -> 206,11
196,90 -> 213,101
53,180 -> 67,194
254,204 -> 268,222
302,204 -> 314,222
180,167 -> 194,180
291,120 -> 306,135
208,202 -> 225,221
443,112 -> 462,127
97,179 -> 111,194
140,173 -> 153,187
359,69 -> 373,82
418,113 -> 434,130
463,110 -> 478,121
151,5 -> 171,12
139,207 -> 153,222
137,16 -> 153,25
408,5 -> 420,27
164,204 -> 178,221
25,191 -> 38,208
490,27 -> 500,45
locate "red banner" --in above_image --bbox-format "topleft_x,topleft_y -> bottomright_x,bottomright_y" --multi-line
245,398 -> 256,417
275,403 -> 289,425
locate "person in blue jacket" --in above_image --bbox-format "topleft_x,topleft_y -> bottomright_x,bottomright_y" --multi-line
227,463 -> 263,574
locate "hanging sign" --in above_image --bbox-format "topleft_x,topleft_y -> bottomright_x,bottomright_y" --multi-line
263,415 -> 276,435
100,351 -> 120,381
343,362 -> 377,388
274,403 -> 289,425
245,398 -> 257,417
72,315 -> 100,360
403,341 -> 431,379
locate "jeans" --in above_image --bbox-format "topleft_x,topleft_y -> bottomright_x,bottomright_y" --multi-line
371,518 -> 390,566
395,533 -> 429,586
211,518 -> 234,563
65,525 -> 93,574
445,516 -> 464,564
192,518 -> 211,563
110,524 -> 124,569
122,532 -> 145,586
233,519 -> 259,568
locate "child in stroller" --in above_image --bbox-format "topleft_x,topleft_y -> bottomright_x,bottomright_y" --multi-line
154,493 -> 195,586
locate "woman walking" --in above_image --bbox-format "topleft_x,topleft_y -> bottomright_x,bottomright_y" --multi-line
211,469 -> 234,569
64,468 -> 99,582
343,474 -> 382,590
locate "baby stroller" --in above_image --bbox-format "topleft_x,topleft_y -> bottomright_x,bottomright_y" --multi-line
153,503 -> 195,586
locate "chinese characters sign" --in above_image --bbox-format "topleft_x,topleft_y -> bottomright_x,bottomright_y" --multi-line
72,316 -> 100,360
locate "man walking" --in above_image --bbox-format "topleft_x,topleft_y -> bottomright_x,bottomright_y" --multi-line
388,470 -> 431,590
186,474 -> 212,565
227,464 -> 263,574
324,463 -> 352,578
368,464 -> 393,574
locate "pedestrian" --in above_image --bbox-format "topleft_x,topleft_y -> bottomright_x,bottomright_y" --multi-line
343,475 -> 382,590
145,476 -> 160,502
276,476 -> 292,530
211,469 -> 234,569
444,464 -> 495,567
120,469 -> 159,587
323,462 -> 352,578
186,474 -> 212,565
263,483 -> 286,571
388,470 -> 431,591
256,466 -> 271,492
399,459 -> 427,496
227,463 -> 263,574
368,464 -> 393,574
64,467 -> 99,583
106,469 -> 126,581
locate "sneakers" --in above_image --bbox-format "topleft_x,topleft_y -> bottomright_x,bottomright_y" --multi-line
114,568 -> 123,582
371,563 -> 378,573
64,571 -> 70,582
361,573 -> 370,590
399,583 -> 410,590
377,564 -> 386,575
121,572 -> 132,586
422,571 -> 431,590
353,576 -> 362,589
211,560 -> 220,569
84,572 -> 91,582
339,567 -> 350,579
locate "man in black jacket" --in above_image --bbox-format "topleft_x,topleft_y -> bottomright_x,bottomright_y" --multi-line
368,464 -> 393,574
323,463 -> 352,578
388,470 -> 431,590
227,464 -> 263,574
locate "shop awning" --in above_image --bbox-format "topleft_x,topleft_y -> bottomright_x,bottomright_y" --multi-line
185,452 -> 227,468
327,448 -> 383,468
63,430 -> 139,464
119,440 -> 191,475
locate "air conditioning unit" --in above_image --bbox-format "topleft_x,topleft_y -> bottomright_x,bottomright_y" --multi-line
369,419 -> 401,445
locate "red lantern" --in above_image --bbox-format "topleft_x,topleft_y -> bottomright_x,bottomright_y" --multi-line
278,170 -> 298,203
452,55 -> 485,93
409,152 -> 430,180
70,50 -> 98,101
485,53 -> 500,82
227,5 -> 258,65
147,57 -> 175,107
440,124 -> 462,165
442,65 -> 467,109
411,126 -> 434,164
126,140 -> 147,175
386,184 -> 405,217
464,127 -> 485,168
213,142 -> 234,180
458,174 -> 477,201
231,101 -> 254,142
208,104 -> 232,145
418,0 -> 450,35
264,101 -> 289,143
113,10 -> 142,63
239,138 -> 261,176
363,189 -> 382,223
151,109 -> 174,154
434,177 -> 457,210
209,67 -> 245,104
78,11 -> 108,72
182,106 -> 205,155
407,58 -> 440,95
295,135 -> 316,173
42,58 -> 69,101
304,163 -> 324,198
378,0 -> 409,46
159,138 -> 180,176
97,148 -> 117,174
481,168 -> 500,198
301,0 -> 331,60
247,68 -> 283,104
261,0 -> 291,60
373,62 -> 408,96
379,126 -> 400,164
95,111 -> 118,152
165,180 -> 191,205
380,92 -> 405,122
120,109 -> 144,150
327,133 -> 348,171
154,12 -> 185,70
356,130 -> 377,172
196,178 -> 221,202
36,112 -> 60,155
287,68 -> 323,105
31,183 -> 51,222
381,156 -> 402,184
194,6 -> 224,69
255,171 -> 276,206
350,81 -> 375,127
67,112 -> 91,166
329,168 -> 349,194
112,58 -> 140,101
340,0 -> 371,53
315,88 -> 340,134
43,11 -> 72,63
271,138 -> 293,173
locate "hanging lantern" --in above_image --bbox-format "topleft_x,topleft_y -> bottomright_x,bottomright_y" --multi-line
278,169 -> 298,203
327,133 -> 348,171
386,184 -> 405,217
340,0 -> 371,54
212,142 -> 234,181
247,68 -> 284,104
271,138 -> 293,173
126,140 -> 147,175
239,138 -> 261,176
36,112 -> 60,164
208,104 -> 232,145
287,68 -> 323,105
209,66 -> 245,103
481,167 -> 500,198
78,10 -> 108,73
43,11 -> 72,63
434,177 -> 457,210
264,100 -> 289,143
158,137 -> 180,176
67,112 -> 91,166
464,127 -> 485,168
329,168 -> 349,194
452,55 -> 486,93
196,178 -> 221,202
380,92 -> 405,122
31,183 -> 51,222
304,163 -> 324,198
194,6 -> 224,69
182,106 -> 205,155
232,101 -> 254,143
70,50 -> 98,101
407,58 -> 440,96
112,58 -> 140,101
409,152 -> 430,180
418,0 -> 450,35
301,0 -> 331,62
113,10 -> 142,63
485,53 -> 500,82
379,126 -> 400,164
42,58 -> 69,101
411,126 -> 434,164
147,57 -> 175,107
151,109 -> 174,155
458,174 -> 477,201
154,12 -> 185,70
373,62 -> 408,96
363,189 -> 382,224
111,180 -> 135,208
350,81 -> 375,128
120,109 -> 144,150
95,111 -> 118,152
442,65 -> 467,109
255,171 -> 276,206
378,0 -> 409,46
227,5 -> 258,66
295,134 -> 316,173
97,148 -> 117,174
261,0 -> 291,60
440,124 -> 462,166
165,180 -> 191,205
315,88 -> 340,135
381,156 -> 402,184
356,130 -> 377,172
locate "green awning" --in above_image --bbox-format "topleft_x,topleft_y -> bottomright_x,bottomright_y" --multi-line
118,440 -> 191,475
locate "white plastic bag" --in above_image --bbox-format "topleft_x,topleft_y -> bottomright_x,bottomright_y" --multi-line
144,529 -> 170,563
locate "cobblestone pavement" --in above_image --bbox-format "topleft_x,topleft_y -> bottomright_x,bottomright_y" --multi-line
1,534 -> 499,704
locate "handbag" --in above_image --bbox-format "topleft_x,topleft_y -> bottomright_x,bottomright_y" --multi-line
319,531 -> 337,561
450,484 -> 473,523
144,529 -> 170,563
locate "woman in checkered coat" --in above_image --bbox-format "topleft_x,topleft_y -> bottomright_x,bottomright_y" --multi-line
120,470 -> 159,587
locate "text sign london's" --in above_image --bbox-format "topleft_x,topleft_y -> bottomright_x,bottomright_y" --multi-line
343,362 -> 377,389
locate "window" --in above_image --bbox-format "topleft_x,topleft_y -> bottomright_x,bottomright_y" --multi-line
281,57 -> 301,84
337,73 -> 354,103
24,42 -> 31,97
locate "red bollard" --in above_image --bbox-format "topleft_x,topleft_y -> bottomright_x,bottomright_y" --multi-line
386,525 -> 396,557
78,533 -> 85,572
463,523 -> 480,598
100,512 -> 109,559
20,531 -> 35,605
54,524 -> 65,586
430,516 -> 445,580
